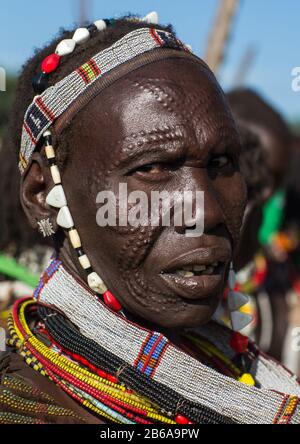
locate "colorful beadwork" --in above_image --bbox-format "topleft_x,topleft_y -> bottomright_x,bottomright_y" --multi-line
134,333 -> 169,377
34,258 -> 61,300
20,27 -> 189,173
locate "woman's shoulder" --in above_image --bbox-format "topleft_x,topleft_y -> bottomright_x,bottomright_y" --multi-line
0,349 -> 100,424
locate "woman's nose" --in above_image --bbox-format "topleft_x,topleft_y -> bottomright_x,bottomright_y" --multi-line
173,171 -> 224,235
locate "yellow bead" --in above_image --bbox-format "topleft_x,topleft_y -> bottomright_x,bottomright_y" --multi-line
238,373 -> 255,386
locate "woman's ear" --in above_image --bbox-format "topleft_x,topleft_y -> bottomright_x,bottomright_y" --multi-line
20,150 -> 59,234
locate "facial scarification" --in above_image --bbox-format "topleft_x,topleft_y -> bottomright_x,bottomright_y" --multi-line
61,58 -> 247,329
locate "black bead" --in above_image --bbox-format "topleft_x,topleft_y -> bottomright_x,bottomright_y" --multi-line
75,248 -> 85,257
87,24 -> 98,33
44,135 -> 52,146
48,158 -> 56,167
105,18 -> 116,27
32,72 -> 49,94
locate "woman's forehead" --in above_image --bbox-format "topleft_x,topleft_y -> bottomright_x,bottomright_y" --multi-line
76,58 -> 236,151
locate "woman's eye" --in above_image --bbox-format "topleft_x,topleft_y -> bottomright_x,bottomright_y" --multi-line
136,163 -> 165,174
209,155 -> 231,169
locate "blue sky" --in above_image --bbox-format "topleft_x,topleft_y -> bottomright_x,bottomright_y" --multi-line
0,0 -> 299,120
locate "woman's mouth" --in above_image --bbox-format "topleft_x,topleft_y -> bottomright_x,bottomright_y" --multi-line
170,262 -> 222,277
158,248 -> 230,301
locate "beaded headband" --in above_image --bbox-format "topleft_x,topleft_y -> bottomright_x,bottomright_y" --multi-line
19,25 -> 189,174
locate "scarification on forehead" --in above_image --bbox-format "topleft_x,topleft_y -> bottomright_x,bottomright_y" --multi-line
102,76 -> 236,172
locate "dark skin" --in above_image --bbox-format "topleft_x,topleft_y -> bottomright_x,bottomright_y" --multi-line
21,58 -> 246,334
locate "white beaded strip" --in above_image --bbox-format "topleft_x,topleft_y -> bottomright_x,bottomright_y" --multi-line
43,130 -> 108,295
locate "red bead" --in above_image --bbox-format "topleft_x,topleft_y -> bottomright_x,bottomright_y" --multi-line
72,353 -> 81,361
175,414 -> 190,424
104,290 -> 122,312
230,331 -> 249,354
41,53 -> 61,74
81,358 -> 89,366
89,364 -> 97,372
107,374 -> 118,383
97,369 -> 107,378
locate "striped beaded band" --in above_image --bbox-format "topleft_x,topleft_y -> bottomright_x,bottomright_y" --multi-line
19,27 -> 189,174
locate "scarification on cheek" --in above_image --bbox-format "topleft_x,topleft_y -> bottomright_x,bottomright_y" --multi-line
117,227 -> 155,271
123,269 -> 185,315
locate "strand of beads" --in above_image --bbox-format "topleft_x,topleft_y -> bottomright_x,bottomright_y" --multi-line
33,12 -> 159,94
183,331 -> 255,386
8,299 -> 176,424
43,130 -> 122,312
37,304 -> 234,424
33,19 -> 108,93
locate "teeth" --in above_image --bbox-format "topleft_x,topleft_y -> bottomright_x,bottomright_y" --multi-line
176,270 -> 194,277
173,262 -> 220,277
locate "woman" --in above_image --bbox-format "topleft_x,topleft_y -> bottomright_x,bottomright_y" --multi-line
0,15 -> 299,424
227,89 -> 296,364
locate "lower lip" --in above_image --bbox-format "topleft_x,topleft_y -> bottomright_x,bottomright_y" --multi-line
159,267 -> 225,301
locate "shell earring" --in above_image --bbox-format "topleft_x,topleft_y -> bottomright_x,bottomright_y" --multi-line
227,262 -> 252,331
37,218 -> 55,238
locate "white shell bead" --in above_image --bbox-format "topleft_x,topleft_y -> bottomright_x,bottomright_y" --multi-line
230,311 -> 252,332
45,145 -> 55,159
46,185 -> 67,209
57,206 -> 74,229
94,19 -> 107,31
87,272 -> 108,294
68,229 -> 82,249
50,165 -> 61,184
78,254 -> 91,270
227,291 -> 249,311
73,28 -> 90,44
43,130 -> 52,137
228,269 -> 236,290
56,39 -> 76,56
143,11 -> 158,24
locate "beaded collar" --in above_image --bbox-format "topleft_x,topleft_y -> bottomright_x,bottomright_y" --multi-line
27,258 -> 300,424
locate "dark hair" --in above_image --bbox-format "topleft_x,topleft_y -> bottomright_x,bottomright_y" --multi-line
237,123 -> 272,203
227,88 -> 292,148
1,16 -> 173,251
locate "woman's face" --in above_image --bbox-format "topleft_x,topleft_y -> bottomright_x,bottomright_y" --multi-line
58,58 -> 247,328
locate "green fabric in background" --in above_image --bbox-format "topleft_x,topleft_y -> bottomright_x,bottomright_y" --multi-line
0,254 -> 39,288
258,189 -> 285,246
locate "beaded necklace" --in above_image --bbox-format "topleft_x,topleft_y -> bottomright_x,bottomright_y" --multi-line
6,259 -> 300,424
8,298 -> 238,424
